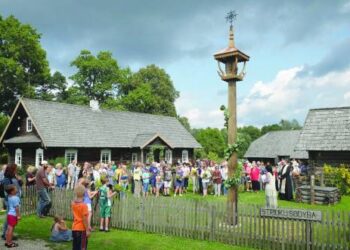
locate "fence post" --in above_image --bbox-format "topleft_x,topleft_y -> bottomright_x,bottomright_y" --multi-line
210,204 -> 215,241
310,175 -> 315,205
305,221 -> 312,250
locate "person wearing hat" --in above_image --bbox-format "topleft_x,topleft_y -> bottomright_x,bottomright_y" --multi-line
36,160 -> 54,218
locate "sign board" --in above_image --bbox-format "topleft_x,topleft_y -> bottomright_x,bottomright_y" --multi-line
260,208 -> 322,222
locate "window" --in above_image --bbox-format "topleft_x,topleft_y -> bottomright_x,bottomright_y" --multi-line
182,150 -> 189,163
26,117 -> 33,132
100,149 -> 111,164
131,153 -> 138,164
35,148 -> 44,168
165,149 -> 172,164
15,148 -> 22,167
65,149 -> 78,165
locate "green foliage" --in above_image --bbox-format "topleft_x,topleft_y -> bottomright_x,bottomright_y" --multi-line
123,64 -> 179,116
260,124 -> 282,135
0,153 -> 8,164
238,126 -> 261,142
224,161 -> 243,188
119,84 -> 160,114
114,184 -> 123,192
48,157 -> 67,167
207,152 -> 219,162
224,143 -> 240,160
70,50 -> 122,104
261,119 -> 302,135
0,114 -> 9,137
0,15 -> 51,115
36,71 -> 68,101
193,128 -> 226,158
324,164 -> 350,195
177,116 -> 191,132
194,148 -> 206,159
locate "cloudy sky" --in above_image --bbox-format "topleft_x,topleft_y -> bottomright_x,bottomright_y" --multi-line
1,0 -> 350,128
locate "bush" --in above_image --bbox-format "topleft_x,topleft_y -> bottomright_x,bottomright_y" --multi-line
323,164 -> 350,195
0,153 -> 8,164
207,152 -> 219,162
48,157 -> 67,167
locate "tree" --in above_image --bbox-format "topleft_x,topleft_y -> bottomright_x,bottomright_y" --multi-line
128,65 -> 179,117
36,71 -> 68,101
279,119 -> 302,130
119,84 -> 160,114
0,15 -> 50,115
177,116 -> 191,132
0,114 -> 9,137
194,128 -> 226,158
236,132 -> 251,159
261,124 -> 282,135
238,126 -> 261,142
70,50 -> 123,105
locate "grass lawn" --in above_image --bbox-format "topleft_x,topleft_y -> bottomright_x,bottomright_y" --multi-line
180,189 -> 350,212
6,216 -> 254,250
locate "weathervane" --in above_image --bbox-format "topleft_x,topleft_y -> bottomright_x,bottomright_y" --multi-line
226,10 -> 238,27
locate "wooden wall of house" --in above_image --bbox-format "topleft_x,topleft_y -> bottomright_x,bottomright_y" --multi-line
246,157 -> 276,165
7,143 -> 41,167
6,146 -> 196,167
309,150 -> 350,168
3,104 -> 40,141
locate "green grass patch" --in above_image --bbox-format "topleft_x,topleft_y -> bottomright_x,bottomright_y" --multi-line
181,190 -> 350,212
10,216 -> 253,250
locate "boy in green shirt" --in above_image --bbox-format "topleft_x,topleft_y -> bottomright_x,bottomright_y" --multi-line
99,178 -> 109,231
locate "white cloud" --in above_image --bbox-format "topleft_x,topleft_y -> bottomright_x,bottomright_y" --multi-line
344,91 -> 350,103
175,93 -> 224,128
238,66 -> 350,126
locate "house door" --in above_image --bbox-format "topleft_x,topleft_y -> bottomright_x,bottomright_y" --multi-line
153,149 -> 160,163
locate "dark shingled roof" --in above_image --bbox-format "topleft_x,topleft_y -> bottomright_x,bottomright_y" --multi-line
295,107 -> 350,151
19,98 -> 201,149
244,130 -> 308,159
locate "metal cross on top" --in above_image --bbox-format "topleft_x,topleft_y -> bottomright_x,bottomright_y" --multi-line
226,10 -> 238,27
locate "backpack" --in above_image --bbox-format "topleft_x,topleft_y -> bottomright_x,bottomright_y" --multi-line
0,178 -> 12,198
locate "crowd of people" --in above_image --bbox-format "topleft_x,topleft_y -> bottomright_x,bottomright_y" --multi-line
0,158 -> 309,249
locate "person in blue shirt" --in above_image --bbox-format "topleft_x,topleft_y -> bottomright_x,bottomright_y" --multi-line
5,184 -> 20,248
149,163 -> 158,195
1,164 -> 22,241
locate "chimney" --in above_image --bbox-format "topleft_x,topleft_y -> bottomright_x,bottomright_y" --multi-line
90,100 -> 100,111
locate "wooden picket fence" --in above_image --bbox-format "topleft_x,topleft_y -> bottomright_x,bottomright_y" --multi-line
21,187 -> 350,250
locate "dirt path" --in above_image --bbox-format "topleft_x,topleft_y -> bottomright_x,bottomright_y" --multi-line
4,239 -> 52,250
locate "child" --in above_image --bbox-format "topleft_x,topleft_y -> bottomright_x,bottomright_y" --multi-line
50,215 -> 72,242
174,165 -> 184,197
72,184 -> 90,250
163,165 -> 172,196
141,168 -> 150,197
155,173 -> 163,197
5,185 -> 20,248
106,184 -> 117,231
98,178 -> 109,231
82,179 -> 98,231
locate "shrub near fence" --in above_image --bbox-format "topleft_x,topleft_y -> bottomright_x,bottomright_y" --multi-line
21,187 -> 349,250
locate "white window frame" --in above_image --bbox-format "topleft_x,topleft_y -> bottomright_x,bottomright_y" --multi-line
15,148 -> 22,167
35,148 -> 44,168
131,153 -> 138,164
165,149 -> 172,164
26,117 -> 33,132
65,149 -> 78,165
182,150 -> 189,163
100,149 -> 111,164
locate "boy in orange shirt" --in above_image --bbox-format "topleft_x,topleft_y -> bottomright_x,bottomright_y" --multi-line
72,184 -> 90,250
